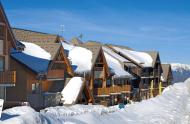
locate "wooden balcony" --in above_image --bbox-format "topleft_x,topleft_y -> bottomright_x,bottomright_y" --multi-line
94,85 -> 131,96
47,70 -> 64,80
0,71 -> 16,86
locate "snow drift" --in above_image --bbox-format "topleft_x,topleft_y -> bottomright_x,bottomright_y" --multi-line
1,78 -> 190,124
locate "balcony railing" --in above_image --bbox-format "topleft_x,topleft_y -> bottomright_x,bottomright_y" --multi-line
47,70 -> 64,80
94,85 -> 131,96
141,72 -> 154,77
0,71 -> 16,86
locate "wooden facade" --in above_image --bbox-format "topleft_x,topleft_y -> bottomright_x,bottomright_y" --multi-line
6,43 -> 74,109
161,64 -> 173,89
0,2 -> 17,101
79,45 -> 133,106
107,45 -> 163,101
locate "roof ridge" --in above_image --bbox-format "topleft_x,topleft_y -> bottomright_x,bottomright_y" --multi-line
12,27 -> 59,36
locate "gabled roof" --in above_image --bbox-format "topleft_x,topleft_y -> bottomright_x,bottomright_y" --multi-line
0,2 -> 16,48
70,37 -> 83,45
103,46 -> 132,78
62,42 -> 93,73
79,44 -> 102,69
11,49 -> 50,74
12,28 -> 64,43
145,51 -> 159,67
34,43 -> 61,60
162,64 -> 172,82
106,44 -> 132,50
84,41 -> 102,46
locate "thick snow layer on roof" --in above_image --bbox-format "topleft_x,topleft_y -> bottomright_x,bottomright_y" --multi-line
2,79 -> 190,124
61,77 -> 84,104
113,46 -> 153,67
104,51 -> 131,78
103,46 -> 129,63
62,42 -> 92,73
21,41 -> 51,60
11,49 -> 50,73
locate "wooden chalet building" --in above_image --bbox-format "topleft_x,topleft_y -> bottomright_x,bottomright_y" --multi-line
78,44 -> 133,106
0,2 -> 17,102
7,42 -> 74,109
11,29 -> 94,107
107,45 -> 162,101
161,64 -> 173,90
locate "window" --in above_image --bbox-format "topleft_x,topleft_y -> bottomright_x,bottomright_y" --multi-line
32,83 -> 40,94
0,57 -> 4,71
32,84 -> 35,93
0,40 -> 3,55
94,79 -> 103,88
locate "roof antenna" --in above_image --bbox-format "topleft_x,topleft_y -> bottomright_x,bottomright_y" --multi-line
60,24 -> 65,36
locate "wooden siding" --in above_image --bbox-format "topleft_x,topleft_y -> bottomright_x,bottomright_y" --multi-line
94,85 -> 131,96
0,71 -> 16,85
47,70 -> 64,79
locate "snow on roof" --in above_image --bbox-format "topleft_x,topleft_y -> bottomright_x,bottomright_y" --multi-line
103,46 -> 129,63
11,41 -> 51,73
11,49 -> 50,73
21,41 -> 51,60
113,46 -> 153,67
61,77 -> 84,105
62,42 -> 92,73
103,51 -> 132,78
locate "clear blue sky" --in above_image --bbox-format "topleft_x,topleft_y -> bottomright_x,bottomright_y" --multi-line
1,0 -> 190,64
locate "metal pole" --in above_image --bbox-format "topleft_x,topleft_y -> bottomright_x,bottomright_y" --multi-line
4,86 -> 6,101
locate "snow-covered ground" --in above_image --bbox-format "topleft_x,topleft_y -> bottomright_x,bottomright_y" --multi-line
1,78 -> 190,124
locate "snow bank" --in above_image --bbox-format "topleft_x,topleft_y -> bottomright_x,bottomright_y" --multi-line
62,42 -> 92,73
21,41 -> 51,60
2,79 -> 190,124
0,106 -> 42,124
104,51 -> 131,78
44,78 -> 190,124
113,46 -> 153,67
61,77 -> 84,104
41,105 -> 119,117
0,99 -> 3,118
